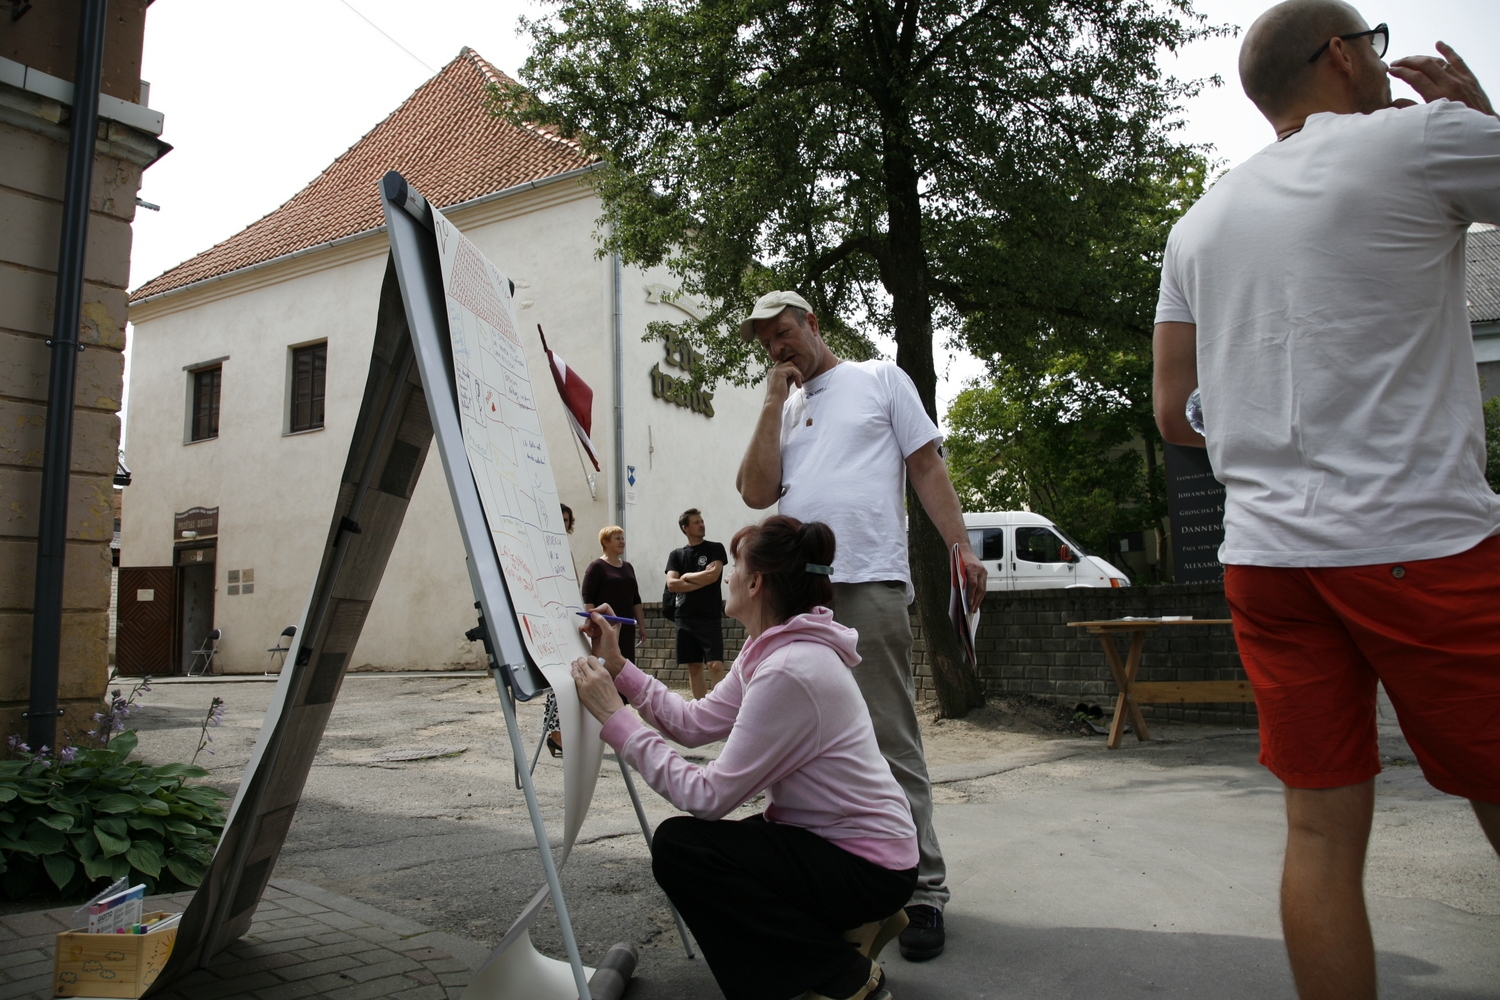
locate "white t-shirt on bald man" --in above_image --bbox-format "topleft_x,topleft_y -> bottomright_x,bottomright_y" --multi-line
777,359 -> 942,601
1156,99 -> 1500,568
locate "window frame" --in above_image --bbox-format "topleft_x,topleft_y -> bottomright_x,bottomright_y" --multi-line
1015,526 -> 1068,564
285,341 -> 328,435
186,364 -> 222,443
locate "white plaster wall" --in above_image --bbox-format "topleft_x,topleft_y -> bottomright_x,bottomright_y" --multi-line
353,191 -> 615,670
124,186 -> 766,673
610,269 -> 768,591
122,248 -> 387,674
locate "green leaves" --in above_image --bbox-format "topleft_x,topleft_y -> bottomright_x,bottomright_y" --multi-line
35,812 -> 74,832
94,793 -> 141,814
125,841 -> 163,878
946,349 -> 1165,568
164,854 -> 206,888
43,853 -> 76,890
1,731 -> 227,901
1485,396 -> 1500,492
509,0 -> 1223,393
94,825 -> 130,858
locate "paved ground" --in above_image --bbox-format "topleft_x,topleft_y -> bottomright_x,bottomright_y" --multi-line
7,671 -> 1498,999
4,878 -> 490,1000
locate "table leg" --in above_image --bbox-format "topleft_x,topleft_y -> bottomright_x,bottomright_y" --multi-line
1123,631 -> 1153,743
1099,635 -> 1132,750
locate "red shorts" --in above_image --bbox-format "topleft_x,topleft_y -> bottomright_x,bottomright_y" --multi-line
1224,534 -> 1500,800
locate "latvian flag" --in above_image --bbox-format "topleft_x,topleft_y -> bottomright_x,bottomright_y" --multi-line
538,326 -> 601,470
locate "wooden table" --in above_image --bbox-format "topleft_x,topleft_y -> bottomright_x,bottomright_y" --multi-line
1067,619 -> 1248,749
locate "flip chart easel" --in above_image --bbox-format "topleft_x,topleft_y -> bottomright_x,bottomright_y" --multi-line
382,170 -> 693,998
140,172 -> 690,999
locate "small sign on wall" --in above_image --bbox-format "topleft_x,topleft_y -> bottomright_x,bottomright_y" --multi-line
137,589 -> 154,602
174,506 -> 219,539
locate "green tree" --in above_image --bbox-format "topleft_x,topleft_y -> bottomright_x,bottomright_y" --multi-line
1486,395 -> 1500,492
502,0 -> 1223,716
946,349 -> 1164,573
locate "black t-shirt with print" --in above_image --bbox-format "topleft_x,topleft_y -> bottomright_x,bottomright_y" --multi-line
665,541 -> 728,618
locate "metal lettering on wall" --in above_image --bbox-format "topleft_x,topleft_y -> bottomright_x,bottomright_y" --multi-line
650,329 -> 714,417
1163,443 -> 1225,585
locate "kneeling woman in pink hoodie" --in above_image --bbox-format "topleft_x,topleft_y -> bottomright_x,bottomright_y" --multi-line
572,515 -> 918,1000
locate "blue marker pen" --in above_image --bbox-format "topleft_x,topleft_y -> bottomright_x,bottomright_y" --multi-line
576,611 -> 637,626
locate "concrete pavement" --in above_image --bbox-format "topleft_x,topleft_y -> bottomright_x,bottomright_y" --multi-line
6,673 -> 1495,999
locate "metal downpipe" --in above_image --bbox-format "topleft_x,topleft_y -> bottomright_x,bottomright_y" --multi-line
612,252 -> 626,533
28,0 -> 110,752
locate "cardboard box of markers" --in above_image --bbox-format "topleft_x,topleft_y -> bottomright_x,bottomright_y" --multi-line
51,881 -> 180,998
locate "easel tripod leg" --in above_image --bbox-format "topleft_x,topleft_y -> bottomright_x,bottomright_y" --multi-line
493,669 -> 593,1000
615,755 -> 696,959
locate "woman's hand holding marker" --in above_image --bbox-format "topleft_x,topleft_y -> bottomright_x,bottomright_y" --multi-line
577,604 -> 628,676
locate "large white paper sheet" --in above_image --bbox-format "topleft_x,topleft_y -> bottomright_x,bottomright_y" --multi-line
433,213 -> 601,860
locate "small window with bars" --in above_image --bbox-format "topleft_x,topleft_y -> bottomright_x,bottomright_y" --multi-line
190,366 -> 221,442
289,343 -> 326,432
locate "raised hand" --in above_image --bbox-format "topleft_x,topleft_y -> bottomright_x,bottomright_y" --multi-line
578,605 -> 627,675
764,359 -> 804,405
1390,42 -> 1496,118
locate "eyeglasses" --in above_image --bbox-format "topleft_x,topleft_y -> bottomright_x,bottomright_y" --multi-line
1308,23 -> 1388,63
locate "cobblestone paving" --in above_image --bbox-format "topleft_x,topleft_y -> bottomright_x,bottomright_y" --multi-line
1,878 -> 491,1000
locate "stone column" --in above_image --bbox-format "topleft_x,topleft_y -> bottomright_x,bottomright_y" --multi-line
0,46 -> 169,742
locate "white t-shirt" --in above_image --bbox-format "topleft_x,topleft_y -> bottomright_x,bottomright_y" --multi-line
1156,100 -> 1500,567
777,359 -> 942,598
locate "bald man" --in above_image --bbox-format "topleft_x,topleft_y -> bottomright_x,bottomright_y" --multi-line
1152,4 -> 1500,999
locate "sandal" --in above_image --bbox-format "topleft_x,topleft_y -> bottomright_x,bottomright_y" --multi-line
842,910 -> 908,962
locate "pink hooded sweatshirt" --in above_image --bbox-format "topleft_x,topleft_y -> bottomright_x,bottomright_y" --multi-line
600,607 -> 919,870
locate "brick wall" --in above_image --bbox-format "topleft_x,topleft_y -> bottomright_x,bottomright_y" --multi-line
917,583 -> 1250,725
640,582 -> 1251,725
1,35 -> 169,739
635,605 -> 748,689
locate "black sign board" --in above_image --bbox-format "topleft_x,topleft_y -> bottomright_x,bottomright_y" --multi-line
173,506 -> 218,539
1163,443 -> 1225,584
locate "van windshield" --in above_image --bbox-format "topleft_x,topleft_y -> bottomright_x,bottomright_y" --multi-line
1052,525 -> 1089,557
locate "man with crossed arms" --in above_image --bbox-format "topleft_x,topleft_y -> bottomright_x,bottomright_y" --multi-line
1154,4 -> 1500,998
737,291 -> 985,961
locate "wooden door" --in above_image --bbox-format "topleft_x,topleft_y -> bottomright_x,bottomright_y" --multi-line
116,567 -> 175,676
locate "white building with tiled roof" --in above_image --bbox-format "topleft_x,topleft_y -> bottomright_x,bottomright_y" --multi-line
120,49 -> 765,675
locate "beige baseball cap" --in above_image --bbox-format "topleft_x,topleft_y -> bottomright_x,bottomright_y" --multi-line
738,290 -> 814,341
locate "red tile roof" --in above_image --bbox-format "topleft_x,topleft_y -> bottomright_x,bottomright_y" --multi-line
130,48 -> 594,302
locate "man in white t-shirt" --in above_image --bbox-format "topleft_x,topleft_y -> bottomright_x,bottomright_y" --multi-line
1153,3 -> 1500,997
736,290 -> 985,961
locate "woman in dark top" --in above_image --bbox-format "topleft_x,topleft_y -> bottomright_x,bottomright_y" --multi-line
580,525 -> 645,665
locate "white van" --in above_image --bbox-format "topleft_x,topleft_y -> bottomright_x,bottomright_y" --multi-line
963,511 -> 1129,591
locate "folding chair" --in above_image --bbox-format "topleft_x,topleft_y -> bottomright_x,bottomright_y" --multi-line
187,628 -> 221,676
266,625 -> 297,675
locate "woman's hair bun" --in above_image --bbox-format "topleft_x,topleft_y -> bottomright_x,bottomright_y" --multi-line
730,515 -> 837,623
795,520 -> 835,567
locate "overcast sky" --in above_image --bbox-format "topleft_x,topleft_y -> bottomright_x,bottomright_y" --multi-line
127,0 -> 1500,423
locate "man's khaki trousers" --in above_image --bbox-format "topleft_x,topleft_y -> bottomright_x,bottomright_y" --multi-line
832,580 -> 949,909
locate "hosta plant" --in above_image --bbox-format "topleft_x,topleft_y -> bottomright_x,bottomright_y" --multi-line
0,731 -> 228,901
